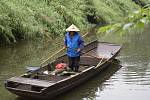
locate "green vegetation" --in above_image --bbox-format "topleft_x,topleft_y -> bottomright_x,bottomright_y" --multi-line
90,0 -> 139,23
98,4 -> 150,36
140,0 -> 150,4
0,0 -> 141,43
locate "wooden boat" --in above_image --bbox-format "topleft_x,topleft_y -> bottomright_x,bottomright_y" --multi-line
4,40 -> 122,99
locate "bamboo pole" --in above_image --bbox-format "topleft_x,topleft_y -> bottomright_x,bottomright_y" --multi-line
95,56 -> 106,68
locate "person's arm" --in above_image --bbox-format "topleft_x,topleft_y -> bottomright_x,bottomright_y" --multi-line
64,34 -> 67,48
77,36 -> 84,52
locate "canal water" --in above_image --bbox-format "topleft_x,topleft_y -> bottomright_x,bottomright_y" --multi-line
0,26 -> 150,100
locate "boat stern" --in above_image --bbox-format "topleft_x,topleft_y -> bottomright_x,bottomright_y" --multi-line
4,76 -> 53,99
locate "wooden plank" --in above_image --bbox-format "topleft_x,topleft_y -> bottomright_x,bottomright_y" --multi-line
7,77 -> 55,87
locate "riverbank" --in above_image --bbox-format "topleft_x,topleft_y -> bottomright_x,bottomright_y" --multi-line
0,0 -> 140,44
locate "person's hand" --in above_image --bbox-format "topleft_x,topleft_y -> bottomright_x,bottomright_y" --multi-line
63,45 -> 67,49
77,48 -> 81,52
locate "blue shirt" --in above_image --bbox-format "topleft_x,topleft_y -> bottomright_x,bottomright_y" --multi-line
64,32 -> 84,57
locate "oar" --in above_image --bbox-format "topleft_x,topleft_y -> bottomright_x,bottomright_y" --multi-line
26,47 -> 65,72
95,56 -> 106,68
40,47 -> 65,66
26,66 -> 40,72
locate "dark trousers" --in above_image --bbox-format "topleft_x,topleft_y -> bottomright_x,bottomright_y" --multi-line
68,56 -> 80,72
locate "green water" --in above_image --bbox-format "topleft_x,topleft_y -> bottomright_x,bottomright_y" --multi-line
0,26 -> 150,100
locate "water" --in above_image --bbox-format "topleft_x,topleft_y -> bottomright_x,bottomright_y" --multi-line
0,27 -> 150,100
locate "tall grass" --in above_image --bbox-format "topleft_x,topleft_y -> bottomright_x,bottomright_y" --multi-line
0,0 -> 141,43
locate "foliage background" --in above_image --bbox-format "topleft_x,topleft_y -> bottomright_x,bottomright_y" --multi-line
0,0 -> 143,43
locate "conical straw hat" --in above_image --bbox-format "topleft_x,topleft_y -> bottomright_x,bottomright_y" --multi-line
66,24 -> 80,32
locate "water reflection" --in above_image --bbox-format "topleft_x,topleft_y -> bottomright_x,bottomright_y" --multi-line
98,26 -> 150,100
1,26 -> 150,100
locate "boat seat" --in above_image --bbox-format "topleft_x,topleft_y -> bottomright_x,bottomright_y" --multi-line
7,77 -> 55,87
80,56 -> 100,66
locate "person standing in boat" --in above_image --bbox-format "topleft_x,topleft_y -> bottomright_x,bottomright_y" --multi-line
64,24 -> 84,72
